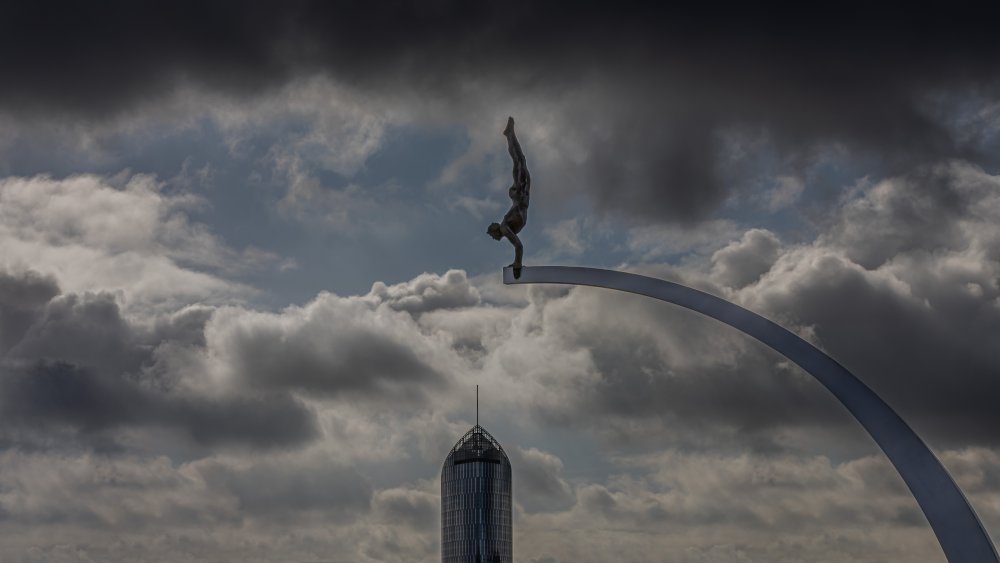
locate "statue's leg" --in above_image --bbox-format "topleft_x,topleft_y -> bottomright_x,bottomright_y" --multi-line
500,223 -> 523,268
505,124 -> 528,187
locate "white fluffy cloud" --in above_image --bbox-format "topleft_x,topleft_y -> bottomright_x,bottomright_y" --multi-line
0,174 -> 266,314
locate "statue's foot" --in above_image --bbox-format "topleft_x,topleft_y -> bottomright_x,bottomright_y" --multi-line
508,263 -> 522,279
503,116 -> 514,137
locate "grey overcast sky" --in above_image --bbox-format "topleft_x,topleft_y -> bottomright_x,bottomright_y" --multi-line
2,2 -> 1000,561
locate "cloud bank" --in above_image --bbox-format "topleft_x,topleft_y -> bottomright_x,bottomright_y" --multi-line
2,157 -> 999,560
4,3 -> 1000,223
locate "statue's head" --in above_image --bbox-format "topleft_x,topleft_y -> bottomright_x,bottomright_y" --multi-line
487,222 -> 503,240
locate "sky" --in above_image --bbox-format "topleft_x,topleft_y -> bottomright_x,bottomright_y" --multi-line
1,2 -> 1000,561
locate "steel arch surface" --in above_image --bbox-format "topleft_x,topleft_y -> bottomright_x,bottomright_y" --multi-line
503,265 -> 998,563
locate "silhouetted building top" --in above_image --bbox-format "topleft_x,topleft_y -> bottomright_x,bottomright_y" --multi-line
441,424 -> 512,563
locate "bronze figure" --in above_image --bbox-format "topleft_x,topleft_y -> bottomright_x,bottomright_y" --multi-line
487,116 -> 530,278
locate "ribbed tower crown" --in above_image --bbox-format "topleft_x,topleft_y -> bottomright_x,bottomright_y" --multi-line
445,424 -> 508,465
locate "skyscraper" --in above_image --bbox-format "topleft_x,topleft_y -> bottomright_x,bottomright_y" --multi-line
441,422 -> 512,562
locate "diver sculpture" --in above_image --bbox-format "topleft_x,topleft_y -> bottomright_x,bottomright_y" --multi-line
487,117 -> 530,279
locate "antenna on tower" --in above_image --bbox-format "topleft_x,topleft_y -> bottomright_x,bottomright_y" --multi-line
476,385 -> 479,427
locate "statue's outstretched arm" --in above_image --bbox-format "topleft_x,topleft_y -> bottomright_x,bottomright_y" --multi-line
500,223 -> 523,267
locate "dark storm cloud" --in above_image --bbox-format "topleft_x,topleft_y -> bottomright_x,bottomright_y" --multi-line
0,2 -> 293,117
508,447 -> 575,513
197,457 -> 373,520
0,360 -> 319,449
0,268 -> 319,450
3,2 -> 999,221
0,269 -> 59,354
209,298 -> 447,402
0,361 -> 150,433
9,291 -> 145,377
374,488 -> 438,531
231,325 -> 442,396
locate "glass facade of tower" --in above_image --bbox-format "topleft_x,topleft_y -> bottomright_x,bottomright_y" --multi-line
441,425 -> 512,563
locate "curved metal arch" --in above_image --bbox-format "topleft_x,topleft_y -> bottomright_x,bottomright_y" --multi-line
504,265 -> 997,563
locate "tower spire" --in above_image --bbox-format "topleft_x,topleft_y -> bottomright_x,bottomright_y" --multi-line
476,385 -> 479,427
